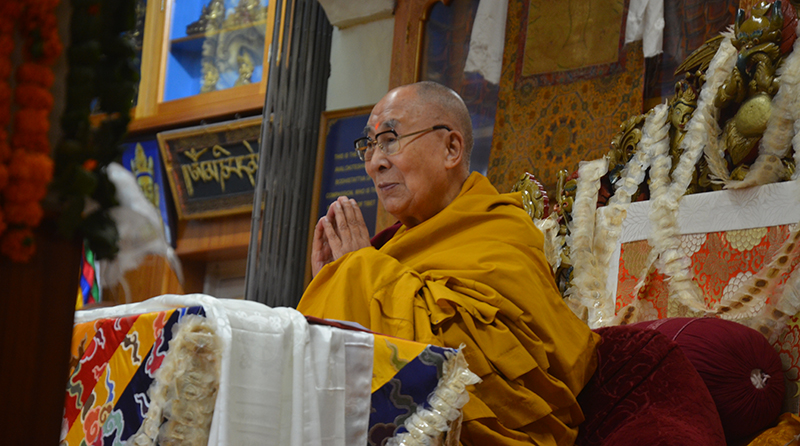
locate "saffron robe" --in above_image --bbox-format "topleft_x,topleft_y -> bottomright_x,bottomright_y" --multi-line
297,173 -> 600,445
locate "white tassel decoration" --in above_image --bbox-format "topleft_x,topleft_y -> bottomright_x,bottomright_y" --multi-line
651,31 -> 738,312
565,157 -> 610,327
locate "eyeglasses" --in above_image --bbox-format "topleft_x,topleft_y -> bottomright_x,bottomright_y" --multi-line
353,125 -> 451,162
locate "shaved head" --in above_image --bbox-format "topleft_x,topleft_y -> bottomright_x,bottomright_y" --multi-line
407,82 -> 473,169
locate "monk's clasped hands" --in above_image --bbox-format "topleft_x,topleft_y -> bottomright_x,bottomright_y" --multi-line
311,196 -> 372,277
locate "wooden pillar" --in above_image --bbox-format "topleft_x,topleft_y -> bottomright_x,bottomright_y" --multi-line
0,220 -> 82,444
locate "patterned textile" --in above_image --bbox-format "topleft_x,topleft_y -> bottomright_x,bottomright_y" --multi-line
488,0 -> 644,194
62,306 -> 205,445
616,225 -> 798,315
615,225 -> 800,413
65,299 -> 463,446
368,335 -> 452,445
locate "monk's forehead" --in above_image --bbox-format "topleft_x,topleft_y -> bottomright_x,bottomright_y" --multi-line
366,87 -> 428,133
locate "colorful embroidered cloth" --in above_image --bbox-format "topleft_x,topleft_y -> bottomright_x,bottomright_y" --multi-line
62,306 -> 205,445
64,297 -> 465,446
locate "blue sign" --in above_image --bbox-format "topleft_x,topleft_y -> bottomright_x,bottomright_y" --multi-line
317,111 -> 378,236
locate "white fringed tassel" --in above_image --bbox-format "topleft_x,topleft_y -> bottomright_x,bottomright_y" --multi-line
535,213 -> 564,273
566,158 -> 610,327
794,116 -> 800,182
634,105 -> 674,299
594,105 -> 670,325
729,21 -> 800,189
653,32 -> 738,312
669,32 -> 737,200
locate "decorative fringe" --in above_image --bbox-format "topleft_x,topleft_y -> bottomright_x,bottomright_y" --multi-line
632,103 -> 676,301
387,347 -> 481,446
565,158 -> 610,327
704,124 -> 730,184
728,224 -> 800,343
592,105 -> 669,323
647,31 -> 738,312
127,315 -> 221,446
599,106 -> 668,266
728,21 -> 800,189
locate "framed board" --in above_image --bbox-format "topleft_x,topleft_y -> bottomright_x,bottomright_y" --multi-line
157,116 -> 262,220
305,105 -> 379,283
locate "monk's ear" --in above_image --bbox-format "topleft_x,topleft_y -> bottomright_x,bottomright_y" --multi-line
443,129 -> 464,169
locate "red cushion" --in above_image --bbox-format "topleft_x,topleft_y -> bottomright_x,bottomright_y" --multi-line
633,318 -> 785,442
576,326 -> 726,446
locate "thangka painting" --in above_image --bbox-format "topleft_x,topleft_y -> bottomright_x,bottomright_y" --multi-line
122,138 -> 175,246
488,0 -> 644,195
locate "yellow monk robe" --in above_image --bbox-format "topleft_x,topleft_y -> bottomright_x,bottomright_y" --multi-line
297,172 -> 600,446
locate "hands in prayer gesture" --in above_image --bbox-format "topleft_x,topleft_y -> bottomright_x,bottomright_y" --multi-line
311,196 -> 372,277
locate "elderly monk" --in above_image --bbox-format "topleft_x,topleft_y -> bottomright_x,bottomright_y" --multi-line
297,81 -> 599,446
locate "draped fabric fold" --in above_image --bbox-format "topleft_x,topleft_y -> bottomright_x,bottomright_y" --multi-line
298,173 -> 600,445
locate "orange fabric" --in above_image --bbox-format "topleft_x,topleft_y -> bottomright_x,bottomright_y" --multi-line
298,172 -> 600,445
745,413 -> 800,446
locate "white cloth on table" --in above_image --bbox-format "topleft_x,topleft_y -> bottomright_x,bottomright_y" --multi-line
73,294 -> 374,446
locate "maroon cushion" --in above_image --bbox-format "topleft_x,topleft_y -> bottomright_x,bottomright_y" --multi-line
633,318 -> 785,442
576,325 -> 726,446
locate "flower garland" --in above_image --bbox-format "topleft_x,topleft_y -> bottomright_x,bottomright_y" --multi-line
50,0 -> 139,261
0,0 -> 61,263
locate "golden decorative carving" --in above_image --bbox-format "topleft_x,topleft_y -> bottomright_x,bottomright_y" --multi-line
234,52 -> 254,87
607,113 -> 647,195
553,169 -> 577,295
130,143 -> 160,209
667,75 -> 715,193
714,2 -> 784,173
201,61 -> 220,93
510,173 -> 548,220
224,0 -> 268,28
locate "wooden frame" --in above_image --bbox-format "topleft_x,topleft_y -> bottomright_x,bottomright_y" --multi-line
372,0 -> 453,232
157,116 -> 263,220
305,105 -> 377,285
131,0 -> 277,132
389,0 -> 452,89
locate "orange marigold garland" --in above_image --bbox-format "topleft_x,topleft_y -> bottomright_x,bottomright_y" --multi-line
0,0 -> 61,263
0,227 -> 36,263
